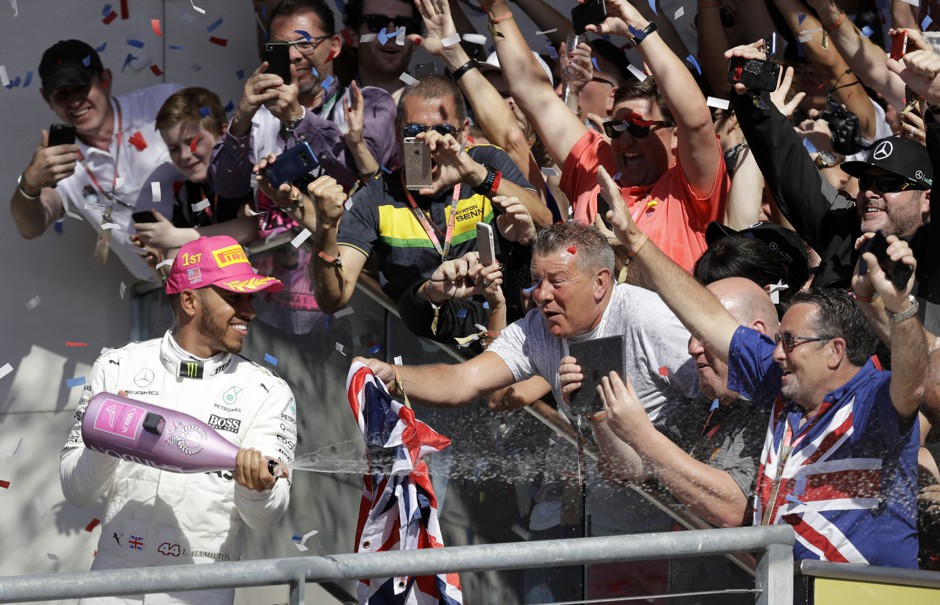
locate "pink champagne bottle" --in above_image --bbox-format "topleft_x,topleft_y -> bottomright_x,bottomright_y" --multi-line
81,392 -> 278,475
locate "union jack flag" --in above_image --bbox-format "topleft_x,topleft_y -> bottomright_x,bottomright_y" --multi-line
129,535 -> 144,551
346,362 -> 463,605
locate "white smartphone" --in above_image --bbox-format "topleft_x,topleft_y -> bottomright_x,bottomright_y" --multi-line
476,221 -> 496,266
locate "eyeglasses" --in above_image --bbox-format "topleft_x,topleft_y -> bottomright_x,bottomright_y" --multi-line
401,123 -> 458,138
858,173 -> 920,193
773,332 -> 833,353
603,116 -> 674,139
362,14 -> 422,35
590,77 -> 617,87
269,36 -> 332,56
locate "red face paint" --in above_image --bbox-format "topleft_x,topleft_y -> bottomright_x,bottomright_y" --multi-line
567,246 -> 577,254
190,134 -> 199,153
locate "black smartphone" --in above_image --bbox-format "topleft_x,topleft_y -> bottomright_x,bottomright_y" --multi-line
263,42 -> 292,84
858,230 -> 914,290
131,210 -> 157,224
48,123 -> 77,147
568,335 -> 625,417
727,57 -> 781,92
571,0 -> 607,35
263,141 -> 319,189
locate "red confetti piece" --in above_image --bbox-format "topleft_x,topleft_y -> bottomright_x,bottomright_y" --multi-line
102,10 -> 118,24
151,19 -> 162,37
414,37 -> 422,46
340,28 -> 354,47
567,246 -> 577,254
190,134 -> 199,153
658,366 -> 669,377
65,342 -> 88,347
84,518 -> 101,532
209,36 -> 228,47
0,480 -> 10,489
150,64 -> 164,76
120,0 -> 129,19
128,131 -> 147,151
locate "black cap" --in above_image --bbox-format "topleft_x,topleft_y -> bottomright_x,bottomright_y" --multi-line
706,221 -> 810,291
39,40 -> 104,92
841,136 -> 932,190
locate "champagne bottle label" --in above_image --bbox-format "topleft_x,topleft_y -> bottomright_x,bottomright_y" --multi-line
92,399 -> 147,441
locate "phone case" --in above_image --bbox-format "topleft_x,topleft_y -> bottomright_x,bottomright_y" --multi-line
263,142 -> 319,189
891,31 -> 909,62
727,57 -> 781,92
571,0 -> 607,34
48,123 -> 76,147
568,335 -> 625,416
476,222 -> 496,266
403,137 -> 433,190
263,43 -> 292,83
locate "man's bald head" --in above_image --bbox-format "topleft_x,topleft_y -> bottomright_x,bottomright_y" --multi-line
707,277 -> 780,335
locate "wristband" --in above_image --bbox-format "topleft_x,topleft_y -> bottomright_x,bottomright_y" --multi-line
450,59 -> 479,82
823,12 -> 846,32
852,290 -> 879,303
887,295 -> 920,323
489,11 -> 514,24
17,174 -> 41,200
627,233 -> 649,258
473,166 -> 500,195
631,21 -> 658,46
314,246 -> 347,279
588,410 -> 608,423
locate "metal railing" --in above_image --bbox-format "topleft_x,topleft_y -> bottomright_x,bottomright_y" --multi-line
0,526 -> 795,605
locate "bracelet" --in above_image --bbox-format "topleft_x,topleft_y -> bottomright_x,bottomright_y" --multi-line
627,233 -> 648,258
17,174 -> 41,200
315,246 -> 347,279
823,12 -> 846,32
450,59 -> 479,81
631,21 -> 658,46
887,295 -> 920,323
393,365 -> 411,408
588,410 -> 608,423
852,290 -> 880,303
488,11 -> 514,24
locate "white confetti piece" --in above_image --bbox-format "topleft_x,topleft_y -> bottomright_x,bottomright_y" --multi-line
333,306 -> 355,318
462,34 -> 486,46
360,33 -> 378,43
769,280 -> 789,305
191,198 -> 211,212
10,0 -> 18,17
441,34 -> 461,47
25,296 -> 41,310
114,177 -> 124,190
0,436 -> 23,457
65,210 -> 85,221
0,65 -> 8,87
536,28 -> 557,36
156,258 -> 174,270
674,7 -> 684,19
394,355 -> 403,365
800,27 -> 822,34
798,34 -> 812,43
150,182 -> 161,203
706,97 -> 730,110
399,72 -> 419,86
292,529 -> 319,551
344,197 -> 354,211
902,0 -> 920,6
101,223 -> 121,231
291,228 -> 311,248
0,363 -> 12,381
335,342 -> 347,356
395,27 -> 406,46
627,64 -> 647,82
190,0 -> 206,14
120,282 -> 127,299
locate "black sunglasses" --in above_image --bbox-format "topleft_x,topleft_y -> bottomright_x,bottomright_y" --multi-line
858,173 -> 920,193
362,14 -> 422,35
401,123 -> 458,138
603,117 -> 673,139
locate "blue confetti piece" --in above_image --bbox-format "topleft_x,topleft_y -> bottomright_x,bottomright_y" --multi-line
83,55 -> 92,67
294,29 -> 312,42
378,27 -> 391,45
310,66 -> 319,78
710,399 -> 720,412
95,42 -> 108,53
924,15 -> 934,31
380,165 -> 392,174
648,0 -> 657,14
264,353 -> 278,366
168,44 -> 186,50
802,137 -> 817,154
322,315 -> 333,329
236,69 -> 245,80
321,75 -> 335,90
206,18 -> 223,33
592,57 -> 600,72
6,76 -> 20,88
291,533 -> 301,542
798,13 -> 806,25
102,3 -> 112,17
23,71 -> 33,87
685,54 -> 702,76
456,308 -> 468,318
224,100 -> 235,112
545,43 -> 558,60
785,494 -> 804,505
523,277 -> 542,295
54,220 -> 64,234
368,343 -> 382,355
199,106 -> 211,118
482,301 -> 490,310
66,376 -> 86,388
127,38 -> 145,49
861,25 -> 873,38
122,53 -> 138,71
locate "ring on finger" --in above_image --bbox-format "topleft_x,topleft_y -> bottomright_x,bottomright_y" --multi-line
481,279 -> 492,288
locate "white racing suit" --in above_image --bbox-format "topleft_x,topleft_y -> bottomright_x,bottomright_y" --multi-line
60,331 -> 297,605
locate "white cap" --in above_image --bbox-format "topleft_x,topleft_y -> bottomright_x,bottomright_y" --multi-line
480,50 -> 553,85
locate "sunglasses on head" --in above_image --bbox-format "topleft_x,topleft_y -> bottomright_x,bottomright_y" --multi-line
362,14 -> 422,35
603,116 -> 673,139
858,173 -> 920,193
401,123 -> 458,138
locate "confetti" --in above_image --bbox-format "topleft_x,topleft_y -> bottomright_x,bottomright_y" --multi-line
923,15 -> 933,30
199,106 -> 211,118
264,353 -> 278,366
25,296 -> 40,310
128,131 -> 147,151
47,553 -> 59,561
396,27 -> 406,46
685,54 -> 702,75
84,518 -> 101,532
120,0 -> 128,19
156,258 -> 174,271
658,366 -> 669,377
710,399 -> 720,412
769,280 -> 789,305
394,355 -> 403,365
321,75 -> 335,91
648,0 -> 657,14
189,0 -> 206,14
535,28 -> 557,35
151,19 -> 162,37
150,182 -> 161,203
441,33 -> 461,47
0,65 -> 9,87
367,343 -> 382,355
627,64 -> 647,82
23,71 -> 32,87
462,33 -> 486,45
206,17 -> 223,32
65,342 -> 88,347
545,43 -> 559,60
674,6 -> 684,19
540,166 -> 560,177
149,64 -> 163,77
706,97 -> 730,110
120,282 -> 127,299
103,10 -> 118,24
798,13 -> 806,25
168,44 -> 185,50
291,228 -> 311,248
292,529 -> 319,551
612,171 -> 622,181
126,37 -> 145,49
0,363 -> 12,381
359,33 -> 377,43
0,436 -> 21,458
399,72 -> 419,86
66,376 -> 86,388
802,137 -> 817,154
861,25 -> 873,38
122,53 -> 138,71
455,308 -> 468,318
333,307 -> 355,318
191,198 -> 211,212
101,223 -> 121,230
96,42 -> 108,53
592,57 -> 601,72
797,34 -> 812,43
378,27 -> 392,45
0,480 -> 9,489
209,36 -> 228,47
902,0 -> 920,6
10,0 -> 17,17
236,69 -> 245,80
335,342 -> 347,356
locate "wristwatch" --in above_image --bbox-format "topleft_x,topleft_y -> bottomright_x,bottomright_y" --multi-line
473,165 -> 502,195
813,151 -> 839,169
887,295 -> 920,323
280,107 -> 306,135
629,22 -> 658,47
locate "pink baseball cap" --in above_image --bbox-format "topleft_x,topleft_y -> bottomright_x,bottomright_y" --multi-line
165,236 -> 284,295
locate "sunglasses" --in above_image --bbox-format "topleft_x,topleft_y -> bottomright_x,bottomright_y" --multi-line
603,117 -> 673,139
362,14 -> 422,35
401,123 -> 458,138
773,332 -> 833,353
269,36 -> 331,55
858,173 -> 920,193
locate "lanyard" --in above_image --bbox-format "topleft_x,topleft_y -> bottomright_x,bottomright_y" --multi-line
79,98 -> 127,213
402,175 -> 462,261
319,86 -> 341,122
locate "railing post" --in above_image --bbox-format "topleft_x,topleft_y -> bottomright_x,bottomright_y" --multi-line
755,543 -> 793,605
289,574 -> 306,605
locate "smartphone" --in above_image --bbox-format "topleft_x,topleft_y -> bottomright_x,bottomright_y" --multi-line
727,57 -> 781,92
263,141 -> 319,189
263,42 -> 293,84
476,222 -> 496,266
403,137 -> 433,191
858,230 -> 914,290
571,0 -> 607,35
48,123 -> 76,147
568,335 -> 625,417
891,30 -> 909,62
131,210 -> 157,224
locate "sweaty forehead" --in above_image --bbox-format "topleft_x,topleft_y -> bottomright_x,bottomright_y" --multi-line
402,96 -> 457,123
780,302 -> 819,333
612,97 -> 661,121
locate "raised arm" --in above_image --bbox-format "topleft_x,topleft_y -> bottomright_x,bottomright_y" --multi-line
11,130 -> 74,238
591,0 -> 720,195
510,0 -> 573,46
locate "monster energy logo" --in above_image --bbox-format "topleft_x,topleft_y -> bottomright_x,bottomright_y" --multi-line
178,360 -> 204,379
